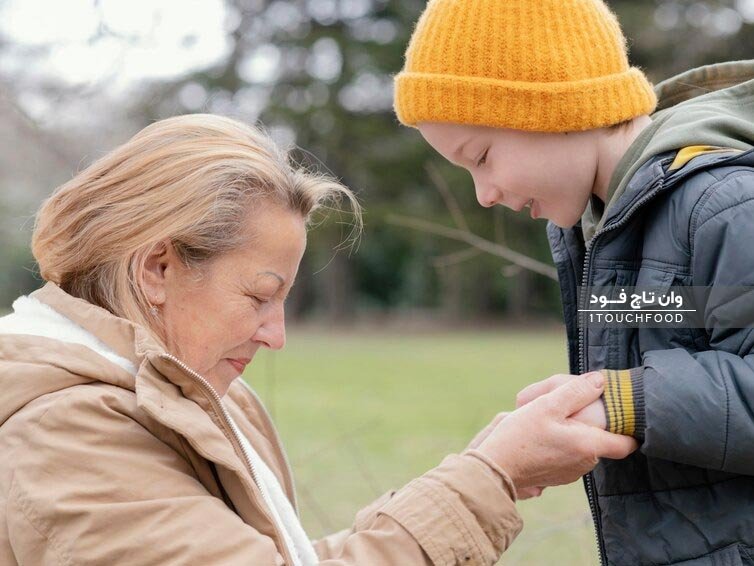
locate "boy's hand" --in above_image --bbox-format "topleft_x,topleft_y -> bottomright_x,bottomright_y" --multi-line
571,398 -> 607,430
516,373 -> 581,408
517,372 -> 607,430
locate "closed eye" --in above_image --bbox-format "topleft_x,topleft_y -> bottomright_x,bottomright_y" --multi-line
476,148 -> 489,167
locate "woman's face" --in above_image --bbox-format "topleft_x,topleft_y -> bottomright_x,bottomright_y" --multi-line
144,202 -> 307,395
417,122 -> 600,228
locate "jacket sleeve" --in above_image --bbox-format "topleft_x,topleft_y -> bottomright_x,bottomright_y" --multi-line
601,170 -> 754,474
313,450 -> 522,565
8,386 -> 521,566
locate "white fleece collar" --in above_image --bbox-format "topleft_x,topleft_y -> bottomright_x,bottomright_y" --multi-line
0,295 -> 316,563
0,295 -> 137,375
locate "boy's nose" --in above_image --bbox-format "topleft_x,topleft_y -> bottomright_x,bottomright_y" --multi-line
474,182 -> 499,208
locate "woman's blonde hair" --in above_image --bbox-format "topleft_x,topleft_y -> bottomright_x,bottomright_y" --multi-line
32,114 -> 360,331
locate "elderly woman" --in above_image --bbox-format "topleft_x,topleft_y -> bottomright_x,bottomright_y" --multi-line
0,114 -> 634,565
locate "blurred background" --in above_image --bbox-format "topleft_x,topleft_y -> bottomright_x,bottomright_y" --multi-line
1,1 -> 751,563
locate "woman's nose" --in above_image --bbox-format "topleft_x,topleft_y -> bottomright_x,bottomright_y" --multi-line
255,308 -> 286,350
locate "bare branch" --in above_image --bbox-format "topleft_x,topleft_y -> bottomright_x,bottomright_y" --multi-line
425,162 -> 469,232
387,214 -> 558,281
502,264 -> 524,277
262,351 -> 277,421
296,482 -> 336,535
327,414 -> 384,498
0,86 -> 79,168
292,419 -> 382,466
433,247 -> 482,269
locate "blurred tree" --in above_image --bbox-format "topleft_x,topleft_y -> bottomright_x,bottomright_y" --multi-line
0,0 -> 751,320
137,0 -> 559,321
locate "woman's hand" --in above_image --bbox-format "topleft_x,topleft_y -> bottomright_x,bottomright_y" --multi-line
467,411 -> 509,451
467,412 -> 545,499
476,373 -> 637,491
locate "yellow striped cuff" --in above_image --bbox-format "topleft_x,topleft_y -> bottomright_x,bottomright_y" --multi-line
601,368 -> 645,439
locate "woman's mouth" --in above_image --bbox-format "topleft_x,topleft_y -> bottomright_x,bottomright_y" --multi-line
227,358 -> 251,374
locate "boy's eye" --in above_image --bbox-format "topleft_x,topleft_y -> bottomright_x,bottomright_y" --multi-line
476,148 -> 489,167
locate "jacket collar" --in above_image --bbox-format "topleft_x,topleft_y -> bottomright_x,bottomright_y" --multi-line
0,283 -> 249,479
28,282 -> 225,411
555,148 -> 754,253
15,282 -> 296,505
0,282 -> 299,558
0,293 -> 137,375
598,148 -> 754,235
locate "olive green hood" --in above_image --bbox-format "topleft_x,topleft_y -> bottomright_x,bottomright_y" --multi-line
582,60 -> 754,242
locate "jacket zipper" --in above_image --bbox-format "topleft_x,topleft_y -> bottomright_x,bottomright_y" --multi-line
577,176 -> 666,566
577,243 -> 607,566
158,353 -> 298,565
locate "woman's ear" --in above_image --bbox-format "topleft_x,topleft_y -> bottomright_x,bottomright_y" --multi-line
139,240 -> 172,307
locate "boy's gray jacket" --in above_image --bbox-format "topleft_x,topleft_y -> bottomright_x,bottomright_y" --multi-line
548,60 -> 754,566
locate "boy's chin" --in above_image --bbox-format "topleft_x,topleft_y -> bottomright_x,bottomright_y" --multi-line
547,216 -> 578,229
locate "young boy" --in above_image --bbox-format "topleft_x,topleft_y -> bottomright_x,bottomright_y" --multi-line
394,1 -> 754,565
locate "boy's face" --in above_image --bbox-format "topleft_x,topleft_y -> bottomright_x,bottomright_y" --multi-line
418,122 -> 600,228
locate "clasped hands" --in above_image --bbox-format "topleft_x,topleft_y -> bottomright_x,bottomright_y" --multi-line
467,372 -> 638,500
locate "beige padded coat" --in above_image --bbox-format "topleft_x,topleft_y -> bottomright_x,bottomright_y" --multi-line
0,282 -> 522,565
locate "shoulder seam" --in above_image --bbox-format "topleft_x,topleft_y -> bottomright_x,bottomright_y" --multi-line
696,194 -> 754,233
689,170 -> 754,258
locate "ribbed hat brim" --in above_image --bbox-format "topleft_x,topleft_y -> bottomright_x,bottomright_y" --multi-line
394,67 -> 657,132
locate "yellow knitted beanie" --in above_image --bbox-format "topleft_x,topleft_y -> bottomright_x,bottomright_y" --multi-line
394,0 -> 657,132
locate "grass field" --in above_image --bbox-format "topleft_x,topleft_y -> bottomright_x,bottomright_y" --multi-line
249,328 -> 600,566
